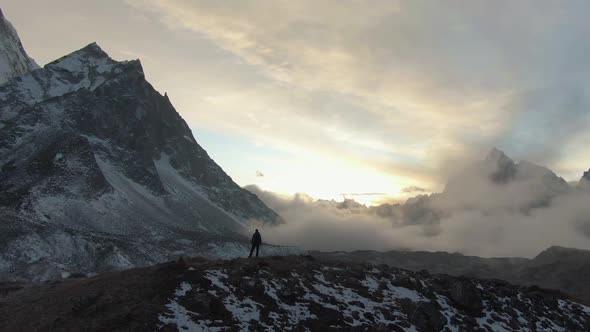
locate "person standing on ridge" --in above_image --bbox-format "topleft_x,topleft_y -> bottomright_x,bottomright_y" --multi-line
249,229 -> 262,258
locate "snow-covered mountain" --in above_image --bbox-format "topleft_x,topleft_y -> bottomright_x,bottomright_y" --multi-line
2,256 -> 589,331
0,39 -> 295,280
0,9 -> 38,84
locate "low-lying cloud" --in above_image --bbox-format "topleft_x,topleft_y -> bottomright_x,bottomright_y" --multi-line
246,155 -> 590,258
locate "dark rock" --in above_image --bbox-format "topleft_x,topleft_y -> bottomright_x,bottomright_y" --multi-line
410,301 -> 448,332
450,280 -> 484,314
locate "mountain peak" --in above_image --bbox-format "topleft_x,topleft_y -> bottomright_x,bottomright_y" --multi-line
0,41 -> 144,107
41,42 -> 145,88
47,42 -> 113,68
485,147 -> 512,164
78,42 -> 109,57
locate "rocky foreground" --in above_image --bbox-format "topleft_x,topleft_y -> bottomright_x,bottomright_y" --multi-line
1,255 -> 589,331
313,245 -> 590,305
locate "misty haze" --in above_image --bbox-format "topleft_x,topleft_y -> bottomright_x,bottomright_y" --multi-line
1,1 -> 589,331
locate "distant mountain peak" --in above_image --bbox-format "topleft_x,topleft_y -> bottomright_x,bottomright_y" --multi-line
485,147 -> 513,164
481,147 -> 517,183
443,146 -> 569,200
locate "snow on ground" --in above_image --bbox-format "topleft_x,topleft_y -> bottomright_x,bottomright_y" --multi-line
261,278 -> 317,326
204,270 -> 231,293
151,260 -> 590,331
310,270 -> 416,328
383,280 -> 425,302
203,269 -> 270,331
360,275 -> 379,293
159,281 -> 223,332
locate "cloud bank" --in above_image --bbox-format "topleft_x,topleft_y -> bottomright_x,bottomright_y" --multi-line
246,153 -> 590,258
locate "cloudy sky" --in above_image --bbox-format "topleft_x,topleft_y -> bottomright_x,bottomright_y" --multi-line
5,0 -> 590,205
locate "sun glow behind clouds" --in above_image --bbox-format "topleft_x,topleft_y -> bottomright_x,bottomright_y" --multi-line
259,153 -> 407,205
194,126 -> 411,206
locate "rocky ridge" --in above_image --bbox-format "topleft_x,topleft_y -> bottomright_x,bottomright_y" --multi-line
314,245 -> 590,305
1,256 -> 588,331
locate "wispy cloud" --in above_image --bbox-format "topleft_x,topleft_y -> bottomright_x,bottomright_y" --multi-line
400,186 -> 428,194
126,0 -> 590,190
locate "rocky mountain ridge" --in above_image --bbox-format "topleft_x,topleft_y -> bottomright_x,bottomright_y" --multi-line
313,245 -> 590,305
1,255 -> 588,331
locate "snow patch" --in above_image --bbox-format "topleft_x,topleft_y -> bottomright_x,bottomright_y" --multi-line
159,281 -> 224,331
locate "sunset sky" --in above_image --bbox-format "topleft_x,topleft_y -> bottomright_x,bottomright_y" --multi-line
5,0 -> 590,205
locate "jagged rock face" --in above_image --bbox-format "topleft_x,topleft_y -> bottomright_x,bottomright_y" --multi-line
0,43 -> 286,280
0,9 -> 38,84
2,256 -> 588,331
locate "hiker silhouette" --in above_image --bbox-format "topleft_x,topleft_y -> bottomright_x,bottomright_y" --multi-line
249,229 -> 262,258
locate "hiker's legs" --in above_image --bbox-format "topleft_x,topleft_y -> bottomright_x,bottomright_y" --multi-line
249,244 -> 255,257
256,244 -> 259,257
